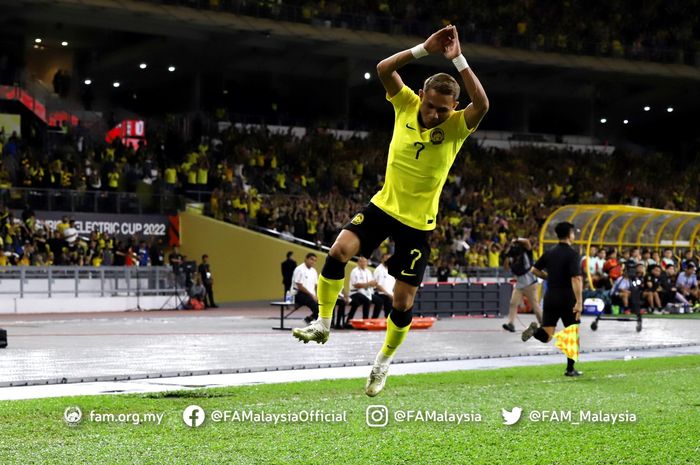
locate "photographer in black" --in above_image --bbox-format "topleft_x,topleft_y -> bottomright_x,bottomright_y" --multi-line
198,254 -> 218,308
169,245 -> 183,272
502,237 -> 542,332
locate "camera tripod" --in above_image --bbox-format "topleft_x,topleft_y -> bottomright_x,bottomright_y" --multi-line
159,270 -> 188,311
126,267 -> 145,312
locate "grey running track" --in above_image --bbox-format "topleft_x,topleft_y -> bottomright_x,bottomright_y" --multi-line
1,307 -> 698,387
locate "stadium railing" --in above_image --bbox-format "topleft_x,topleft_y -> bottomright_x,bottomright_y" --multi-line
254,225 -> 330,253
0,266 -> 177,298
0,187 -> 184,214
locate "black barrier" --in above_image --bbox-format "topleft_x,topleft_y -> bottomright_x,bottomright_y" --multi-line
413,282 -> 512,317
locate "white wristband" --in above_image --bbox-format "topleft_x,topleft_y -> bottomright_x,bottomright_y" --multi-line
410,43 -> 428,59
452,54 -> 469,72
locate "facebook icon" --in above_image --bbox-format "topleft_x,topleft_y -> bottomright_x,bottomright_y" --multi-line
182,405 -> 205,427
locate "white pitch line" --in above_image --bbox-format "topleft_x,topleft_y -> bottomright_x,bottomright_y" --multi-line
1,345 -> 698,401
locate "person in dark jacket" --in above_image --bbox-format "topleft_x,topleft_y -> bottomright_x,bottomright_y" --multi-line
198,254 -> 218,308
281,251 -> 297,296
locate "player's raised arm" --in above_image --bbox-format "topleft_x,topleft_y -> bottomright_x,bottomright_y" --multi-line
442,25 -> 489,130
376,26 -> 454,98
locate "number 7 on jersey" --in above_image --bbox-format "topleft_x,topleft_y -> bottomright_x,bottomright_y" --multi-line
414,142 -> 425,159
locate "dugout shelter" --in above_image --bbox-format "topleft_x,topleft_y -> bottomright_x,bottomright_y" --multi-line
539,205 -> 700,289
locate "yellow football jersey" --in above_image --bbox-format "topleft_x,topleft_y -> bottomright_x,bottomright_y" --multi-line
371,85 -> 474,231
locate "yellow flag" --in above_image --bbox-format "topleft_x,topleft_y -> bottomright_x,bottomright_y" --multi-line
554,324 -> 580,362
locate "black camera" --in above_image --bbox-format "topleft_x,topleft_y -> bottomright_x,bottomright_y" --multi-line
181,260 -> 197,275
507,242 -> 524,258
181,260 -> 197,288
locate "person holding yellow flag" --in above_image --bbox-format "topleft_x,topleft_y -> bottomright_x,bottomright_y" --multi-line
521,221 -> 583,377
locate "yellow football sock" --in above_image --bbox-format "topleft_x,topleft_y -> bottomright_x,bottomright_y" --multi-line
317,275 -> 344,320
380,316 -> 411,358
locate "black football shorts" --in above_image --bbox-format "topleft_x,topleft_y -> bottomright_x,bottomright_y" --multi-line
343,203 -> 430,287
542,288 -> 580,328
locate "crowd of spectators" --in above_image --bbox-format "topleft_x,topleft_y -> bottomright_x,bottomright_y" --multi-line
7,116 -> 700,277
581,245 -> 700,314
0,127 -> 163,194
175,0 -> 700,65
199,124 -> 700,278
0,206 -> 166,267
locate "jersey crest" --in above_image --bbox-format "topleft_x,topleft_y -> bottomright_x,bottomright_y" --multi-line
429,128 -> 445,145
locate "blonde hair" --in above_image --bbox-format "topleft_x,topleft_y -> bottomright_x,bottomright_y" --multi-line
423,73 -> 460,100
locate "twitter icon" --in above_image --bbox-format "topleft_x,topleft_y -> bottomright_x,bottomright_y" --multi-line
501,407 -> 523,425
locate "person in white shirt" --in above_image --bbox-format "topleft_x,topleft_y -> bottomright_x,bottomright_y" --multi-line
345,257 -> 376,327
372,253 -> 395,318
611,274 -> 632,308
582,245 -> 606,288
292,253 -> 319,323
661,249 -> 676,270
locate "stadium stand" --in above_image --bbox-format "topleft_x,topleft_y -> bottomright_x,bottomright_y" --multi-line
146,0 -> 700,65
4,117 -> 700,282
0,0 -> 698,296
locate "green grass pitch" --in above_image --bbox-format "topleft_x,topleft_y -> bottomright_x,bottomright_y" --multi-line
1,355 -> 698,464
